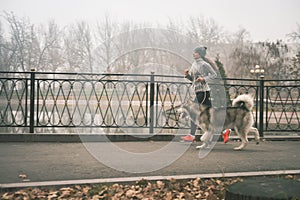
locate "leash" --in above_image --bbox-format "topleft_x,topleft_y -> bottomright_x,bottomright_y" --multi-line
163,101 -> 204,129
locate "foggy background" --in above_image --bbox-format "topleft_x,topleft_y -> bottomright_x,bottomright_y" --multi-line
0,0 -> 299,79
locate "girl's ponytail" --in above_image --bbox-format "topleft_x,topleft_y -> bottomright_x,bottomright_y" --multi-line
203,57 -> 218,72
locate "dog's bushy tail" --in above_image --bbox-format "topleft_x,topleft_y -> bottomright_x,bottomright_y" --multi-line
232,94 -> 254,111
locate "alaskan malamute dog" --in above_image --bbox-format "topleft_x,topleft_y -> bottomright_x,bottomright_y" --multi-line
177,94 -> 260,150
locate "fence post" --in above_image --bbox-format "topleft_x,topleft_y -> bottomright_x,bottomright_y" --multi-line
149,72 -> 155,134
29,68 -> 35,133
259,77 -> 264,138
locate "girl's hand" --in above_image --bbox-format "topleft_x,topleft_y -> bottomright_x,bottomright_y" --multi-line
184,69 -> 189,75
197,76 -> 205,83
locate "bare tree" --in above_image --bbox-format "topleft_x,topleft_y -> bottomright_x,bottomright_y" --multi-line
287,24 -> 300,79
94,15 -> 119,73
3,12 -> 40,72
76,21 -> 94,72
258,41 -> 290,80
35,20 -> 64,72
227,28 -> 259,78
64,21 -> 94,72
287,23 -> 300,43
94,17 -> 153,73
229,27 -> 251,46
0,20 -> 12,71
186,16 -> 225,45
228,27 -> 292,80
229,45 -> 262,78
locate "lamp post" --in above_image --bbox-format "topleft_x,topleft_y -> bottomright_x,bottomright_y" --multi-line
250,64 -> 265,138
250,64 -> 265,80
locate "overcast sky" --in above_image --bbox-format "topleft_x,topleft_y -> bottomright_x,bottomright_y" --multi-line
1,0 -> 300,42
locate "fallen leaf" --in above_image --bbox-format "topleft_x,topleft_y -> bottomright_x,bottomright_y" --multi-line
216,179 -> 222,185
82,186 -> 90,194
156,180 -> 165,189
165,191 -> 173,200
59,190 -> 72,198
1,192 -> 14,200
19,173 -> 27,179
92,194 -> 101,200
125,189 -> 135,198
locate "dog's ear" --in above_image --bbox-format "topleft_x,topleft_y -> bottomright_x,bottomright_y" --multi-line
179,111 -> 187,119
248,93 -> 255,99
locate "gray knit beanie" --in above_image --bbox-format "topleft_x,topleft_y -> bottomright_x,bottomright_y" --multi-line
194,46 -> 207,57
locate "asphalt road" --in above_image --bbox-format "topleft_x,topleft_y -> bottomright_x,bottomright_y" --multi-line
0,140 -> 299,184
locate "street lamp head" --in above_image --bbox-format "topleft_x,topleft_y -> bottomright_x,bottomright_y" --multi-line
253,65 -> 261,73
252,64 -> 265,75
250,64 -> 265,79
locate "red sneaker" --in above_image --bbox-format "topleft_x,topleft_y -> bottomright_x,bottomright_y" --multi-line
181,134 -> 195,142
222,129 -> 231,143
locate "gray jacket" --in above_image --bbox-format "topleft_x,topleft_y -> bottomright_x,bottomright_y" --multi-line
185,58 -> 217,92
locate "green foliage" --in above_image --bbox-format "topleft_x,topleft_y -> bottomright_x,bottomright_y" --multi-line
290,51 -> 300,79
214,55 -> 231,105
215,55 -> 227,79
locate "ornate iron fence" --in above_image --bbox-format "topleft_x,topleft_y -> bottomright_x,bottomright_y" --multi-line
265,81 -> 300,132
0,71 -> 299,137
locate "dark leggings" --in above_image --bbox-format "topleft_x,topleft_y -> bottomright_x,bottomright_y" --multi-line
190,91 -> 211,136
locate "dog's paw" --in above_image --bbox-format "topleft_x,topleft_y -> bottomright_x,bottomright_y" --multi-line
196,143 -> 209,149
233,147 -> 243,151
234,143 -> 247,150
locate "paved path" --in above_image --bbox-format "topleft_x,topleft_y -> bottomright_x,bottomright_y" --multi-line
0,140 -> 299,185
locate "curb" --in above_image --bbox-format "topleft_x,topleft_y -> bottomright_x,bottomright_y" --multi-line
1,133 -> 300,143
0,134 -> 177,142
1,170 -> 300,189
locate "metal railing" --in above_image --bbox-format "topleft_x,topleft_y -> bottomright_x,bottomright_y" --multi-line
1,71 -> 299,137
